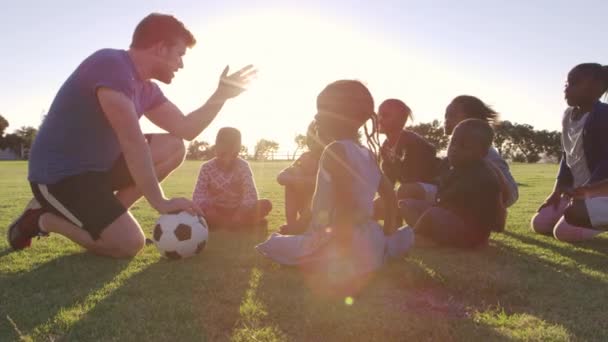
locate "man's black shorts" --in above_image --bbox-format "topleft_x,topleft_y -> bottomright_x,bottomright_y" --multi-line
29,135 -> 153,240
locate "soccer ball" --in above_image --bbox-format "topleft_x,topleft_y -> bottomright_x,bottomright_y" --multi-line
152,211 -> 209,259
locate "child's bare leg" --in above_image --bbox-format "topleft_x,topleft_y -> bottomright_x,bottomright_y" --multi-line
553,200 -> 605,242
399,199 -> 433,226
234,200 -> 273,225
284,185 -> 299,226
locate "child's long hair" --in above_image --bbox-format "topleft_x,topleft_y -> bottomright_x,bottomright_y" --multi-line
452,95 -> 499,126
317,80 -> 380,159
572,63 -> 608,100
379,98 -> 413,126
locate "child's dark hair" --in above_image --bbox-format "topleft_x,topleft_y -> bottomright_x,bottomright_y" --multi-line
452,95 -> 498,126
572,63 -> 608,99
216,127 -> 241,149
317,80 -> 380,158
456,118 -> 494,151
379,98 -> 413,124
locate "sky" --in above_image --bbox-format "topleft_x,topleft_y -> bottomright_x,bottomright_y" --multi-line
2,0 -> 607,153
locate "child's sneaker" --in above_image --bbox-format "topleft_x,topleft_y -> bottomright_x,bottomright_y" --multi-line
7,198 -> 48,250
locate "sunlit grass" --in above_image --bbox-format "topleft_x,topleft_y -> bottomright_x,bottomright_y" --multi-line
1,161 -> 607,341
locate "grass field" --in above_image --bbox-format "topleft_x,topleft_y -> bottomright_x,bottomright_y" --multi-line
1,161 -> 608,341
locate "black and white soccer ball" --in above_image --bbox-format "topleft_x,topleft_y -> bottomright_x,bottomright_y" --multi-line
152,211 -> 209,259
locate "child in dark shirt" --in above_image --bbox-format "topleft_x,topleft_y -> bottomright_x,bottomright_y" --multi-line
403,119 -> 504,248
373,99 -> 439,220
277,120 -> 324,234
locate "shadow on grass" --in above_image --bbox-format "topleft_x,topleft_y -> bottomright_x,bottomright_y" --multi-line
504,230 -> 608,268
5,225 -> 604,341
238,247 -> 509,340
491,237 -> 608,341
410,235 -> 608,341
51,228 -> 270,341
0,253 -> 130,341
0,248 -> 13,258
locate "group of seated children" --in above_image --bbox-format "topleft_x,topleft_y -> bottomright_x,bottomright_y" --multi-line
196,63 -> 608,280
193,81 -> 517,257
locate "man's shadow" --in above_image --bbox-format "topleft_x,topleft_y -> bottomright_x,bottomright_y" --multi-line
48,227 -> 269,341
400,236 -> 608,341
0,253 -> 130,341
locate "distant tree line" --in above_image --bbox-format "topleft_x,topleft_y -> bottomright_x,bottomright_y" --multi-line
187,120 -> 562,164
407,119 -> 562,163
0,114 -> 38,159
187,138 -> 280,161
2,110 -> 558,164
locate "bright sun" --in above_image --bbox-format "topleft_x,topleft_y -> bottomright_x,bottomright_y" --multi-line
152,10 -> 455,152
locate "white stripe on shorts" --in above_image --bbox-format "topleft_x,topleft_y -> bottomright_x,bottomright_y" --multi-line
585,196 -> 608,229
37,184 -> 83,228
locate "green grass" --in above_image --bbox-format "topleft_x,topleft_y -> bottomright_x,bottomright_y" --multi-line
1,161 -> 608,341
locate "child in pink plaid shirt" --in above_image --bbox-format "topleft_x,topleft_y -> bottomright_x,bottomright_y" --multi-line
193,127 -> 272,229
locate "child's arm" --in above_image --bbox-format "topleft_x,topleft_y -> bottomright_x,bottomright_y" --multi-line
277,153 -> 317,187
240,161 -> 259,209
378,174 -> 399,235
485,160 -> 511,206
192,165 -> 211,211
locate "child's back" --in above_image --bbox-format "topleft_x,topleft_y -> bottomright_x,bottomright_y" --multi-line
258,140 -> 387,274
437,160 -> 501,236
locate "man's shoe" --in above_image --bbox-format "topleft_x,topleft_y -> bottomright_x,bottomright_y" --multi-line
7,199 -> 47,250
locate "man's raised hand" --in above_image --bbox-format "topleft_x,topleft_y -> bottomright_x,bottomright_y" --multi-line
215,65 -> 258,100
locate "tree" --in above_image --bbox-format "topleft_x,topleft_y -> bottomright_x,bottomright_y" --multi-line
0,114 -> 8,138
240,145 -> 249,159
509,123 -> 543,163
408,119 -> 449,151
253,139 -> 280,160
536,130 -> 562,162
186,140 -> 210,160
293,133 -> 307,159
1,126 -> 38,159
14,126 -> 37,147
493,120 -> 515,158
2,134 -> 23,155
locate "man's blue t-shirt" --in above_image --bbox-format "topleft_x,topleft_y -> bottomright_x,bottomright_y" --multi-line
29,49 -> 167,184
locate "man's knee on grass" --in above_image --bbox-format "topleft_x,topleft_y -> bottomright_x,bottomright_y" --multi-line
530,210 -> 558,235
105,230 -> 145,258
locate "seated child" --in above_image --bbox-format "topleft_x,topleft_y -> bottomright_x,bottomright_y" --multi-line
192,127 -> 272,229
256,80 -> 414,287
373,99 -> 439,220
277,120 -> 324,235
531,63 -> 608,242
401,119 -> 504,248
400,95 -> 518,209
